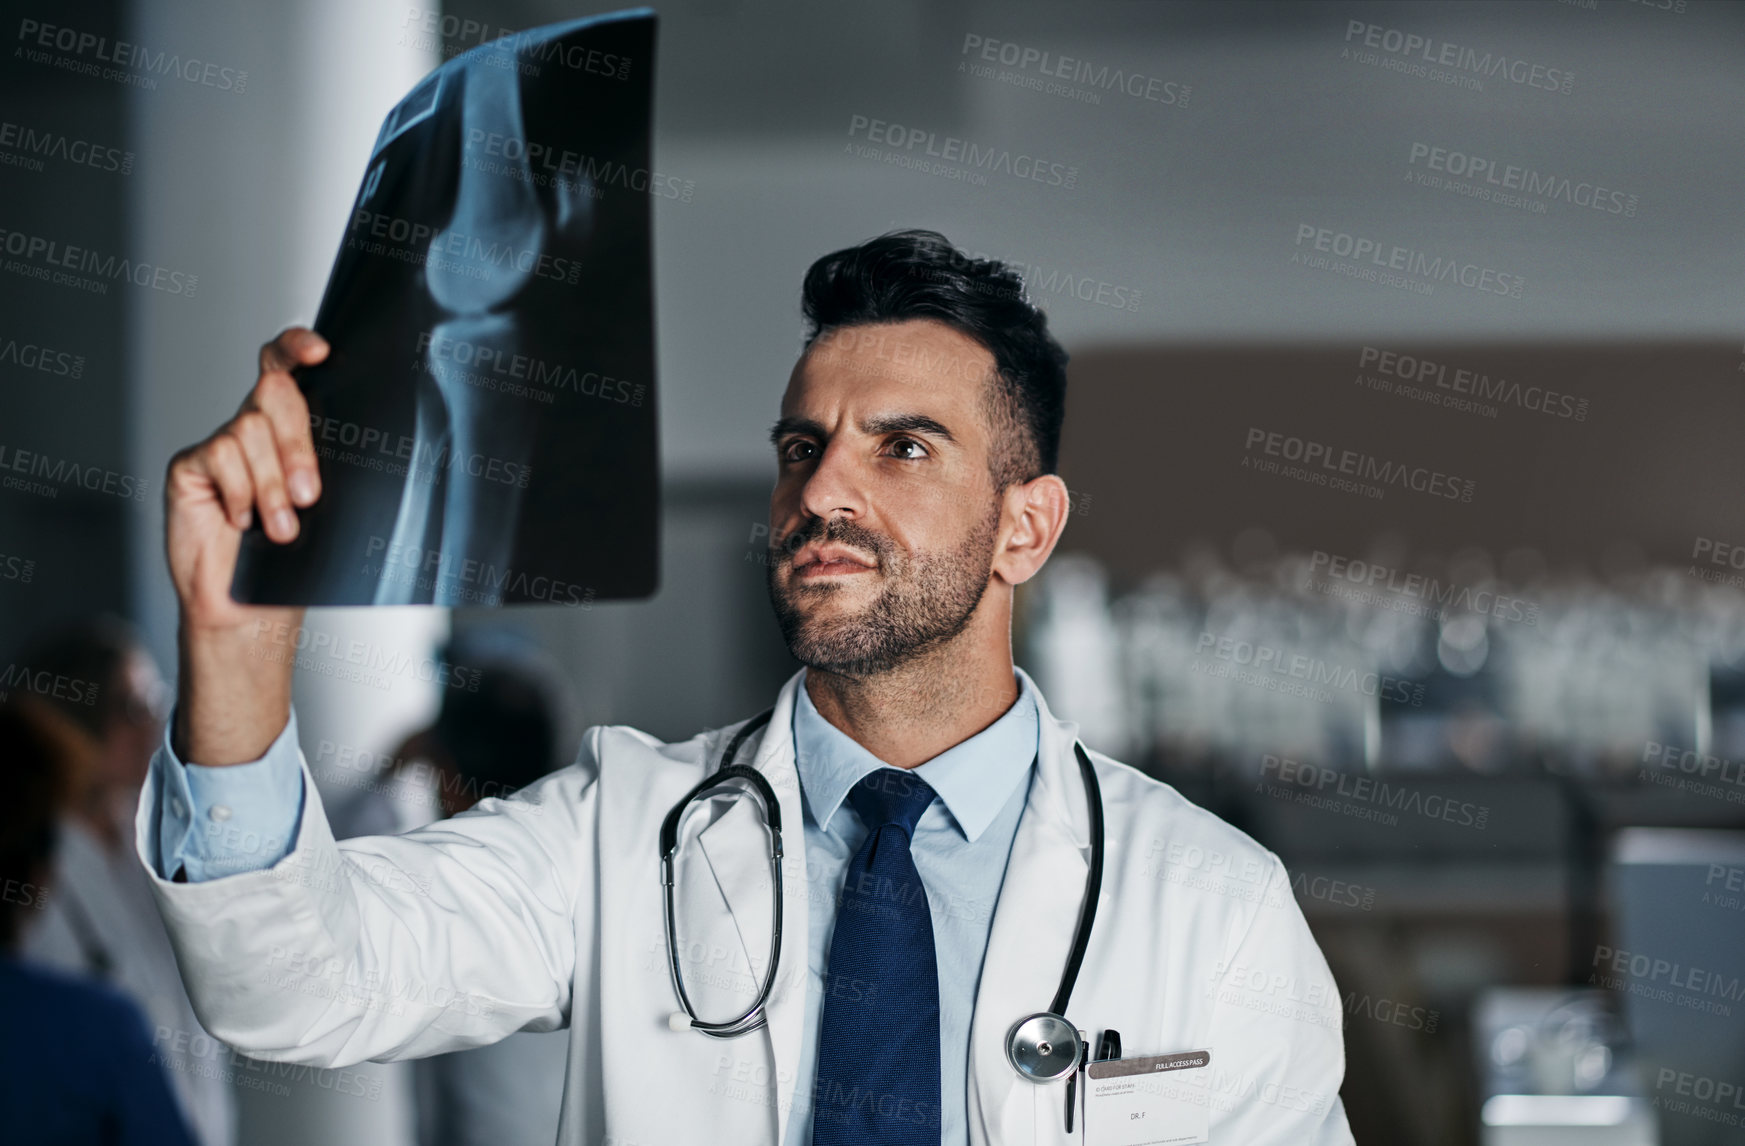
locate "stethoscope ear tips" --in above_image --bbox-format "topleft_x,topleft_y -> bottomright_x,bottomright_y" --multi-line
667,1012 -> 694,1032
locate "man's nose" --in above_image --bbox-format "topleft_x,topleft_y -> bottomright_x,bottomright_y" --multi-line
798,440 -> 866,520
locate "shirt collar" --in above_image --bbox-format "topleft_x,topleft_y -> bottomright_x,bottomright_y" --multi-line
791,669 -> 1039,842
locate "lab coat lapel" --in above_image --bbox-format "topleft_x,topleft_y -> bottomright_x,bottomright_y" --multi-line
968,672 -> 1092,1146
693,794 -> 772,975
694,671 -> 810,1145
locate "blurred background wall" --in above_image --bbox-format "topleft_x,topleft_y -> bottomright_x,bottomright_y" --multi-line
3,1 -> 1743,1144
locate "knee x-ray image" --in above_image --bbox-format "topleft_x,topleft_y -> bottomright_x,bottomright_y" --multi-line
232,8 -> 659,607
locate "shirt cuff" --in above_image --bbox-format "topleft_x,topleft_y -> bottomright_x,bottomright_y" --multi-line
153,706 -> 305,882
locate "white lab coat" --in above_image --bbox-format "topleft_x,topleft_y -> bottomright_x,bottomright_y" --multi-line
328,738 -> 568,1146
136,669 -> 1354,1145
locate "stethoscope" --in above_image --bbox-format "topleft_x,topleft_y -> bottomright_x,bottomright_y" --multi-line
658,706 -> 1106,1084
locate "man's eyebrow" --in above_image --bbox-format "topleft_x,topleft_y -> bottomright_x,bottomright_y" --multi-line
769,415 -> 826,446
768,413 -> 958,446
860,412 -> 958,444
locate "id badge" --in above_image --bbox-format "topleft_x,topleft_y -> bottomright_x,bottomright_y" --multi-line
1082,1050 -> 1211,1146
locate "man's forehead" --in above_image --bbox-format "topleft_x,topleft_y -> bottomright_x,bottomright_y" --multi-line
787,319 -> 995,411
801,319 -> 994,383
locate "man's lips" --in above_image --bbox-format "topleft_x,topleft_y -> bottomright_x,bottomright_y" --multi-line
791,544 -> 877,577
798,559 -> 874,578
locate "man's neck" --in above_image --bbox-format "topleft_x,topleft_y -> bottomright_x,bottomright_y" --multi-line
803,636 -> 1020,769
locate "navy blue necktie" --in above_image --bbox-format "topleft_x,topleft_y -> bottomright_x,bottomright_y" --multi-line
812,768 -> 942,1145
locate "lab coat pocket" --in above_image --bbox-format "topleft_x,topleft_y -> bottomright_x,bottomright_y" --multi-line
1081,1050 -> 1212,1146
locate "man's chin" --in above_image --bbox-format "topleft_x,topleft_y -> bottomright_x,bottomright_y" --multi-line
785,625 -> 899,677
777,595 -> 881,659
776,586 -> 872,628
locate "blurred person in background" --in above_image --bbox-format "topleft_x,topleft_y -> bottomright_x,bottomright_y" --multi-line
12,616 -> 235,1146
330,627 -> 571,1146
0,695 -> 196,1145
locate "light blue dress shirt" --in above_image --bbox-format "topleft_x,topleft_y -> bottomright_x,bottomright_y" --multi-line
151,710 -> 304,882
148,674 -> 1040,1146
786,673 -> 1037,1146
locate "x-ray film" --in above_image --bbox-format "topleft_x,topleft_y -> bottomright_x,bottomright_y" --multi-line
232,9 -> 659,607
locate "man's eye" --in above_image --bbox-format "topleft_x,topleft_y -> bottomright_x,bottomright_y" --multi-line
781,440 -> 818,462
887,438 -> 927,460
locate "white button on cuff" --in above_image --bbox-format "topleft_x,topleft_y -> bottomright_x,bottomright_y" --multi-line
210,804 -> 233,822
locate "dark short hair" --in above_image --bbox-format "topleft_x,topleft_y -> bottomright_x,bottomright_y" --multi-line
799,229 -> 1069,489
12,614 -> 141,739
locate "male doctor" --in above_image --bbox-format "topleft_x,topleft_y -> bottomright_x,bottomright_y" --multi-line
143,230 -> 1355,1145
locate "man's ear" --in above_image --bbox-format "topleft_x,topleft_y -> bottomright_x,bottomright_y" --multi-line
992,474 -> 1071,587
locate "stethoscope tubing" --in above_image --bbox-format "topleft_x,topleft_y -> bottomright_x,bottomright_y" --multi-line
659,706 -> 1106,1066
660,711 -> 781,1037
1050,742 -> 1105,1018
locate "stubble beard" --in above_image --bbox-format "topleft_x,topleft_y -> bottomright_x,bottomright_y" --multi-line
765,508 -> 999,677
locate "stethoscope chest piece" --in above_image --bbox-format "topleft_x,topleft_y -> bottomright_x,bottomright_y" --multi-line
1005,1012 -> 1083,1082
